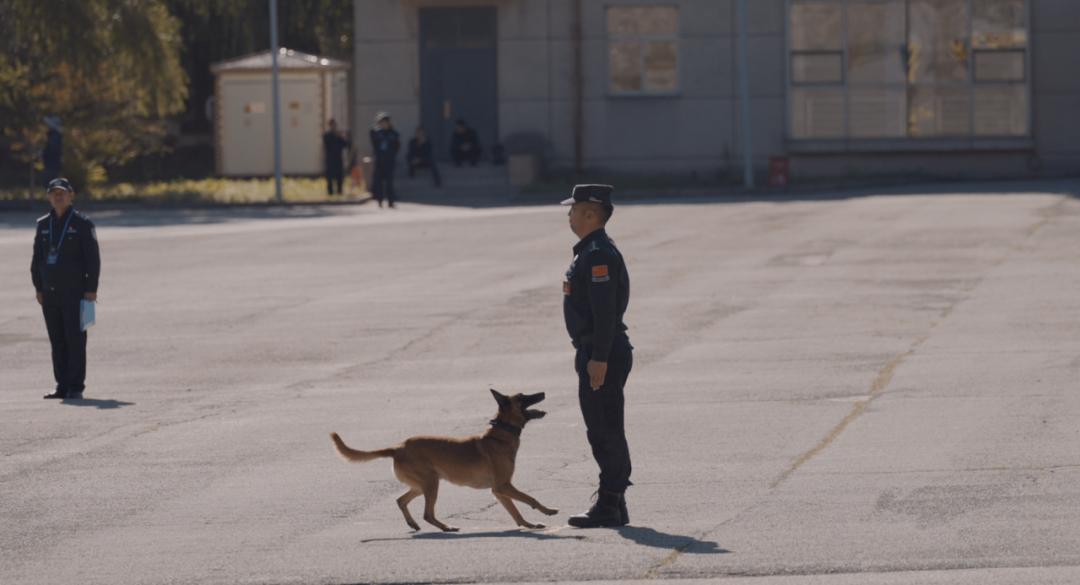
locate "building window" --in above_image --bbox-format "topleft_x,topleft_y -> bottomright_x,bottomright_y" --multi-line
607,6 -> 679,95
788,0 -> 1029,141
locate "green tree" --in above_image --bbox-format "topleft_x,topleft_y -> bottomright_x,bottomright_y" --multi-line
0,0 -> 188,189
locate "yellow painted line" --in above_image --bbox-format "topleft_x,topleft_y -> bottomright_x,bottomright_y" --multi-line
769,338 -> 925,490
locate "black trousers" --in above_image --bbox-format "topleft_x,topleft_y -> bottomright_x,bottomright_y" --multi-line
575,341 -> 633,493
371,161 -> 396,204
408,159 -> 441,187
325,166 -> 344,194
41,291 -> 87,395
451,147 -> 480,167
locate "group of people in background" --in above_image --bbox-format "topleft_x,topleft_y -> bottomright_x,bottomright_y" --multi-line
321,113 -> 489,207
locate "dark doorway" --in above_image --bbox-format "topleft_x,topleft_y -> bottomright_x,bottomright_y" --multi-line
419,7 -> 498,162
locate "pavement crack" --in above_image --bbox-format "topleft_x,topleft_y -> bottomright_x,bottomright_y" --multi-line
768,197 -> 1065,491
769,339 -> 926,489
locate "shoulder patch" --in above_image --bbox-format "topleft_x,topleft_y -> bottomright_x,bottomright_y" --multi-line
591,264 -> 610,283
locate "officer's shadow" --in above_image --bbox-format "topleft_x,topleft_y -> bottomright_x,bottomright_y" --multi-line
61,397 -> 134,410
616,526 -> 728,554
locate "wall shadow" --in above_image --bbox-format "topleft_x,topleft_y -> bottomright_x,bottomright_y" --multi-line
0,198 -> 373,229
370,176 -> 1080,210
2,177 -> 1076,229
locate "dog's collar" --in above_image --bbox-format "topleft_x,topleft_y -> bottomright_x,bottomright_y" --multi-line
489,419 -> 522,437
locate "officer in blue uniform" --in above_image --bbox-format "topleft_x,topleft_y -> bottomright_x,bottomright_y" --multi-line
31,178 -> 100,400
561,184 -> 634,528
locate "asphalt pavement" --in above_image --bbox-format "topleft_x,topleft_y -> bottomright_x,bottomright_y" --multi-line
2,182 -> 1080,585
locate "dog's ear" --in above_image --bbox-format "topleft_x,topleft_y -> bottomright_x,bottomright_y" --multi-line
490,388 -> 510,410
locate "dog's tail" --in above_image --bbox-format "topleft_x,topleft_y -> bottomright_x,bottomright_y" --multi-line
330,432 -> 396,463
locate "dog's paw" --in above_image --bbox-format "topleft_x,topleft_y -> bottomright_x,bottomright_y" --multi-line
540,507 -> 559,516
442,525 -> 460,533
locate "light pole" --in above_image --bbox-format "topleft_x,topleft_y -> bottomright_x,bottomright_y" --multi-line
736,0 -> 755,188
269,0 -> 283,202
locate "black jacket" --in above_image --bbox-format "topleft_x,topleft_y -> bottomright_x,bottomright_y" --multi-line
450,128 -> 480,156
323,131 -> 351,171
407,138 -> 433,163
43,129 -> 62,168
563,228 -> 630,361
369,127 -> 400,165
31,208 -> 100,294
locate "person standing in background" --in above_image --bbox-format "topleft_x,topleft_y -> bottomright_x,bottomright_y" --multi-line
369,112 -> 400,208
407,127 -> 441,188
42,116 -> 63,182
323,119 -> 351,196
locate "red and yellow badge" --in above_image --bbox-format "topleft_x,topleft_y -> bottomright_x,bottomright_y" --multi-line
591,264 -> 610,283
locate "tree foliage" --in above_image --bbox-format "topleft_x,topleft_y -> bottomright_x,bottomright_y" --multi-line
166,0 -> 353,134
0,0 -> 353,187
0,0 -> 188,186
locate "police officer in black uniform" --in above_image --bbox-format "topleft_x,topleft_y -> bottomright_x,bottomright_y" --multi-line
369,112 -> 401,208
561,184 -> 634,528
31,178 -> 100,400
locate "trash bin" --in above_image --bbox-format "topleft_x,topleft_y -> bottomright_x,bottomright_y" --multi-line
768,156 -> 789,188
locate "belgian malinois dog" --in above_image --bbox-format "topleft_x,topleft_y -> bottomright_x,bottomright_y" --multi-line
330,389 -> 558,531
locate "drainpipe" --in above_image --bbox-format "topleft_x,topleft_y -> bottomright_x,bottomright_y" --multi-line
736,0 -> 755,188
572,0 -> 584,176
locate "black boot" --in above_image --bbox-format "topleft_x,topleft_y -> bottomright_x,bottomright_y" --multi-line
619,493 -> 630,525
568,490 -> 626,528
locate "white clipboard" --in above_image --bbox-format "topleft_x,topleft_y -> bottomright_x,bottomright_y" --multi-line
80,299 -> 96,331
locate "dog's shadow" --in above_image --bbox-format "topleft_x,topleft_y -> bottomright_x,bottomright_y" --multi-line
361,529 -> 586,543
616,526 -> 728,554
61,397 -> 134,410
361,526 -> 728,551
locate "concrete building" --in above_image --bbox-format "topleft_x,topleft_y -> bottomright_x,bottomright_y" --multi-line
352,0 -> 1079,183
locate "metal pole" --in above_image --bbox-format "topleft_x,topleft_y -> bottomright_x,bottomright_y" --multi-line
736,0 -> 755,188
572,0 -> 584,176
269,0 -> 284,202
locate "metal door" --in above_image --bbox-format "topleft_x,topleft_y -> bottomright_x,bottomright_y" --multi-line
419,7 -> 498,162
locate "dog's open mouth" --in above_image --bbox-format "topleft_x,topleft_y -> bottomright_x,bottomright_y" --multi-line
522,392 -> 546,419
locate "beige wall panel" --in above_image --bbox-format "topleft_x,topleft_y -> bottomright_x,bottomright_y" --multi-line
681,37 -> 736,98
1033,32 -> 1080,94
499,40 -> 552,101
1035,94 -> 1080,156
734,96 -> 787,158
498,0 -> 552,40
355,0 -> 413,41
1032,0 -> 1080,34
746,35 -> 785,98
748,0 -> 785,35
